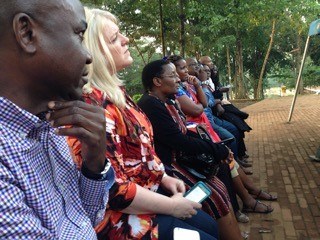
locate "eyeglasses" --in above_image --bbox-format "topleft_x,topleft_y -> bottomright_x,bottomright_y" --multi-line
188,63 -> 198,67
204,70 -> 211,73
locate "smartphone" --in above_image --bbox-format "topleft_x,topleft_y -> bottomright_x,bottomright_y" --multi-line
173,227 -> 200,240
184,181 -> 211,203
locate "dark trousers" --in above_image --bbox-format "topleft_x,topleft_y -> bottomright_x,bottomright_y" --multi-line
154,210 -> 218,240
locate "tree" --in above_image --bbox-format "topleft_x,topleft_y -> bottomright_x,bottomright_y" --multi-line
80,0 -> 320,97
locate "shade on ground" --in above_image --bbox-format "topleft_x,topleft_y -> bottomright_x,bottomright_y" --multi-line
237,94 -> 320,240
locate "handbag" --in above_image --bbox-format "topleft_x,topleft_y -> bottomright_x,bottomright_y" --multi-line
176,125 -> 220,180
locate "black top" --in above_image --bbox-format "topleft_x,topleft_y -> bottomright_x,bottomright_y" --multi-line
138,93 -> 229,171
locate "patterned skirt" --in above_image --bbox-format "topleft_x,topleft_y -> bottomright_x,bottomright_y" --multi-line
172,162 -> 231,219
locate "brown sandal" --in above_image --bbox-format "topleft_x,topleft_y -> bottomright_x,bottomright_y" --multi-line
250,189 -> 277,201
243,200 -> 273,214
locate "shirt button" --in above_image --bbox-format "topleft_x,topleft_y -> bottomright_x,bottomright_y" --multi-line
81,221 -> 88,228
97,211 -> 104,219
19,132 -> 27,138
35,122 -> 42,128
58,184 -> 66,192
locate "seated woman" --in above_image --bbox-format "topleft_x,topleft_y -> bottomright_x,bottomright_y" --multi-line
68,7 -> 219,240
166,56 -> 276,213
167,57 -> 221,142
138,60 -> 243,240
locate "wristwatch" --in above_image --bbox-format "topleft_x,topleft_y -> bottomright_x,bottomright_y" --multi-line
201,80 -> 210,86
81,159 -> 111,181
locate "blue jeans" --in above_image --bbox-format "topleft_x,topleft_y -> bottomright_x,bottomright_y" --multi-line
205,110 -> 239,158
213,117 -> 240,140
213,117 -> 247,157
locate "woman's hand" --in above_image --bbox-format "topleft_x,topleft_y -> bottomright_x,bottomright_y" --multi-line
186,75 -> 200,88
216,104 -> 225,116
161,175 -> 186,195
221,147 -> 234,164
170,193 -> 202,219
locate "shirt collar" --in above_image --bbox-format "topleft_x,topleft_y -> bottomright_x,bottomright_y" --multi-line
0,97 -> 49,136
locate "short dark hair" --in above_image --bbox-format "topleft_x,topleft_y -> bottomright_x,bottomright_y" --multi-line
167,55 -> 184,66
141,59 -> 170,91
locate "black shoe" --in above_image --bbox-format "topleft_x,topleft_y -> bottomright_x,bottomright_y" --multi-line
237,158 -> 252,168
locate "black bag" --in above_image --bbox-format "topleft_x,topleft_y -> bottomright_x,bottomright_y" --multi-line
176,125 -> 220,180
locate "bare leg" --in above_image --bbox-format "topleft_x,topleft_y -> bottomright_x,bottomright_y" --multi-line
238,167 -> 277,200
238,167 -> 256,190
217,211 -> 243,240
232,175 -> 273,213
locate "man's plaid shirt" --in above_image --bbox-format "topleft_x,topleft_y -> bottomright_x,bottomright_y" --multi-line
0,97 -> 114,239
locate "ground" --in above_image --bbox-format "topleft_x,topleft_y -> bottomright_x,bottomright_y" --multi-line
235,94 -> 320,240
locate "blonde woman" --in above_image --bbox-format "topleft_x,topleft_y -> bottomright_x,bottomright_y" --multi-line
68,7 -> 219,240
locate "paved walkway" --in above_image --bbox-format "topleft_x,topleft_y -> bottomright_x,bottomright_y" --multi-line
237,94 -> 320,240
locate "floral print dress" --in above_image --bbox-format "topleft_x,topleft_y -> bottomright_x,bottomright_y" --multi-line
68,88 -> 165,240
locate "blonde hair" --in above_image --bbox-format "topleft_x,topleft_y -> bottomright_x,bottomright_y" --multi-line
83,7 -> 126,108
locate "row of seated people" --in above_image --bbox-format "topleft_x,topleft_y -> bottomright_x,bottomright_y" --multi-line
171,56 -> 252,173
0,2 -> 277,239
68,7 -> 276,240
138,58 -> 277,239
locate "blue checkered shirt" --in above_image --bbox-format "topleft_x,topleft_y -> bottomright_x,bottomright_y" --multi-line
0,97 -> 115,239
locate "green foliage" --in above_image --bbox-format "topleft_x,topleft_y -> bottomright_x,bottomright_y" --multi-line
80,0 -> 320,96
132,94 -> 143,103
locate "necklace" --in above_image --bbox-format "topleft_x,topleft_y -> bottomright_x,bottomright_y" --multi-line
148,91 -> 166,104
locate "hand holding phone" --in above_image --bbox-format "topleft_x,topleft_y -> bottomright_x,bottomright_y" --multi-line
170,193 -> 201,219
184,181 -> 211,203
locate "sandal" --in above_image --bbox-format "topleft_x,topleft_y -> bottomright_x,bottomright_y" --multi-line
250,189 -> 277,201
242,200 -> 273,214
236,211 -> 249,223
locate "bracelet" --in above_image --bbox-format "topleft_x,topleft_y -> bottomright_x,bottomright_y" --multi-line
201,80 -> 210,86
81,159 -> 111,181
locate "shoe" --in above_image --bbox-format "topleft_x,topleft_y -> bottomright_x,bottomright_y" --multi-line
250,189 -> 277,201
240,158 -> 249,164
241,231 -> 249,239
241,166 -> 253,175
238,156 -> 250,163
237,158 -> 252,168
243,200 -> 273,214
236,211 -> 249,223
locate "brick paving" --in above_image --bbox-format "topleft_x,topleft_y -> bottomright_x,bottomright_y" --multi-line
237,94 -> 320,240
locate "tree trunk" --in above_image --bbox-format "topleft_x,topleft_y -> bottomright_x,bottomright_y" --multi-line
257,19 -> 276,99
159,0 -> 166,57
179,0 -> 186,58
226,46 -> 233,99
127,32 -> 147,65
234,36 -> 247,99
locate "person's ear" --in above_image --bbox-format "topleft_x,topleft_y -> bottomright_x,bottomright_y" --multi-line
152,77 -> 162,87
12,13 -> 37,54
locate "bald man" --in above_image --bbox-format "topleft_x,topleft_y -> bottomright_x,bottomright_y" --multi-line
0,0 -> 114,238
199,56 -> 214,70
